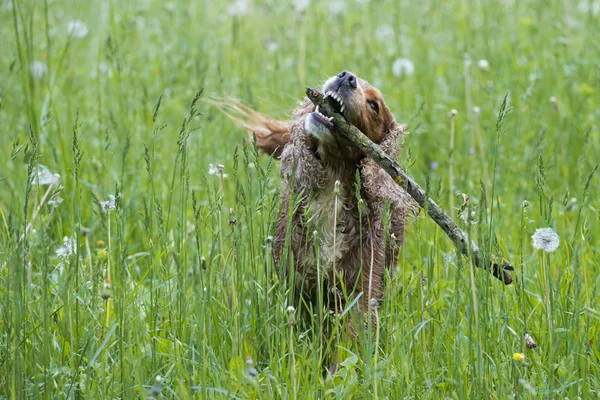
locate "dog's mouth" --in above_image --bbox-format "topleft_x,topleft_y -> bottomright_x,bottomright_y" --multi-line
309,89 -> 346,130
312,105 -> 334,129
324,90 -> 345,115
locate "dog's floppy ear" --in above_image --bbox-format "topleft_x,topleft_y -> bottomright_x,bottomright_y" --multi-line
377,120 -> 407,159
206,96 -> 292,158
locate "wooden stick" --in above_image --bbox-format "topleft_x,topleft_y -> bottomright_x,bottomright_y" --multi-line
306,87 -> 514,285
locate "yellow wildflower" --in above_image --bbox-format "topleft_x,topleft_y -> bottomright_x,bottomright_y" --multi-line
513,352 -> 525,362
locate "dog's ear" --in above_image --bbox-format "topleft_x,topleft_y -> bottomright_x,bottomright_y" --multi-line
378,121 -> 407,159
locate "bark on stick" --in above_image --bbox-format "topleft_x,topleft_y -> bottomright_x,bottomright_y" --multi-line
306,87 -> 514,285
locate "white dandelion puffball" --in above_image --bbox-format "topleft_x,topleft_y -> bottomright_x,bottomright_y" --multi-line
100,195 -> 117,212
329,0 -> 345,14
292,0 -> 310,12
531,228 -> 560,252
67,20 -> 88,38
32,164 -> 60,186
208,163 -> 228,178
30,61 -> 47,80
56,236 -> 77,258
392,58 -> 415,78
227,0 -> 249,16
478,59 -> 490,72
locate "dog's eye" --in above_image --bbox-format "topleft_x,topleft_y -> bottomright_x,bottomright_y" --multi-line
367,100 -> 379,112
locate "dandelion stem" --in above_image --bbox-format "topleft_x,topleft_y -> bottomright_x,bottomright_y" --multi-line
449,111 -> 456,218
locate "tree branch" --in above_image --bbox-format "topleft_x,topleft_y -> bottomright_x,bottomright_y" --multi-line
306,87 -> 514,285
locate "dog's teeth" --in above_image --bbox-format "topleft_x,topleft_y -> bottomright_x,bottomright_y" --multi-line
327,117 -> 333,122
340,105 -> 345,112
325,91 -> 331,98
315,105 -> 320,113
340,99 -> 344,105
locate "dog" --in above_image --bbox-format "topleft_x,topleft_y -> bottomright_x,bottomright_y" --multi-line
215,71 -> 417,328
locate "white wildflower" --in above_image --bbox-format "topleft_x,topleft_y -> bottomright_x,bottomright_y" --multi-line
578,0 -> 600,14
292,0 -> 310,12
549,96 -> 557,104
67,20 -> 88,38
32,165 -> 60,186
30,61 -> 47,80
329,0 -> 345,14
375,25 -> 395,42
208,163 -> 228,178
450,109 -> 457,117
227,0 -> 249,16
286,305 -> 295,313
56,236 -> 77,258
473,106 -> 481,115
392,58 -> 415,78
478,59 -> 490,72
264,40 -> 278,52
100,195 -> 116,212
531,227 -> 560,253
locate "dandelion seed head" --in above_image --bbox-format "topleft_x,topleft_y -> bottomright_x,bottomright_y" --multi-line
56,236 -> 76,258
32,165 -> 60,186
473,106 -> 481,115
100,195 -> 116,212
329,0 -> 345,14
578,0 -> 600,14
227,0 -> 249,16
208,163 -> 228,178
286,305 -> 295,313
67,20 -> 88,38
264,40 -> 278,52
478,59 -> 490,71
392,58 -> 415,78
531,227 -> 560,252
292,0 -> 309,13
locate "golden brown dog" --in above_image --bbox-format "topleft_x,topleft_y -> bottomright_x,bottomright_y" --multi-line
215,71 -> 416,327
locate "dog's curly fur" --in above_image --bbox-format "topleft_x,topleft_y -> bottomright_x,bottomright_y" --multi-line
215,72 -> 417,327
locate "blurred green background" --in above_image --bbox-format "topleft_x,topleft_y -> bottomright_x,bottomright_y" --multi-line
1,0 -> 599,398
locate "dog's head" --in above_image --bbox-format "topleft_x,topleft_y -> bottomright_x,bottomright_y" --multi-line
304,71 -> 398,151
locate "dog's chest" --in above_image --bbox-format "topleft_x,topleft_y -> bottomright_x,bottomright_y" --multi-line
308,184 -> 360,273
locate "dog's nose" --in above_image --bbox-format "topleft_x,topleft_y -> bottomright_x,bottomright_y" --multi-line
336,71 -> 357,89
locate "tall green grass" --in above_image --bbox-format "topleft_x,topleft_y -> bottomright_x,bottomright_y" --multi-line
1,0 -> 599,398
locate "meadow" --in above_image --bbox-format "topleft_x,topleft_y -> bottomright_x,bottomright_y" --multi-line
1,0 -> 599,398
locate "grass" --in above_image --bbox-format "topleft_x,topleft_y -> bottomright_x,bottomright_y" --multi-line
1,0 -> 599,398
